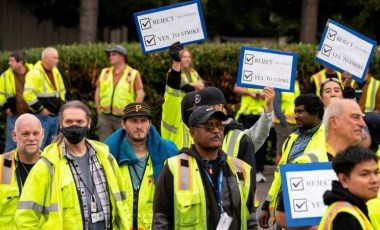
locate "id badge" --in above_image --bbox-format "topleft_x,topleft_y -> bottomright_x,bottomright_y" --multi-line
91,201 -> 97,213
91,211 -> 105,223
216,212 -> 233,230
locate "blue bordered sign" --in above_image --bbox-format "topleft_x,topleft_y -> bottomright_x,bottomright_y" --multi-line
315,19 -> 377,83
134,0 -> 207,54
280,162 -> 337,227
236,46 -> 298,92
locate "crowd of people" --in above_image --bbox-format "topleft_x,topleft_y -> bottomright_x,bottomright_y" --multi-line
0,41 -> 380,229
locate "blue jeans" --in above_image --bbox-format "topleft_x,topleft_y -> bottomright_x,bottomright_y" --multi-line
4,115 -> 17,152
36,114 -> 59,149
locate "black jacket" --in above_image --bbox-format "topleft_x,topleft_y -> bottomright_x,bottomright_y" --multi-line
153,146 -> 257,229
323,180 -> 371,230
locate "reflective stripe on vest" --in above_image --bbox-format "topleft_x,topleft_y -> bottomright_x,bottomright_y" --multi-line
17,201 -> 58,215
319,201 -> 374,230
178,153 -> 192,190
365,78 -> 380,112
1,152 -> 15,184
222,129 -> 245,158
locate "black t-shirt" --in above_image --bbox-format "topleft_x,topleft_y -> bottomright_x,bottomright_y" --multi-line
18,161 -> 35,186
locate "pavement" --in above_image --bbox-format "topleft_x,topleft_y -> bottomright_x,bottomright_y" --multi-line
256,165 -> 277,230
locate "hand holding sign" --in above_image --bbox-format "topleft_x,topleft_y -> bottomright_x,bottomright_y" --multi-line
169,41 -> 184,62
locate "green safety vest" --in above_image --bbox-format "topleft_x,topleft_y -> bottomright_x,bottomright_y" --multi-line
266,124 -> 328,220
0,150 -> 19,230
161,85 -> 193,149
0,64 -> 33,107
273,81 -> 300,125
14,141 -> 129,229
235,88 -> 265,120
23,61 -> 66,113
121,157 -> 155,230
167,153 -> 251,229
98,65 -> 139,116
364,77 -> 380,112
318,201 -> 374,230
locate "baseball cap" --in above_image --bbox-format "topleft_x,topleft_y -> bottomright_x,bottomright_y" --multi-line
122,103 -> 152,120
194,87 -> 227,106
105,45 -> 128,58
188,105 -> 227,127
364,112 -> 380,151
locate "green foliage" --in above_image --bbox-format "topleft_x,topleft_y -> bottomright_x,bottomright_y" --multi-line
1,42 -> 380,152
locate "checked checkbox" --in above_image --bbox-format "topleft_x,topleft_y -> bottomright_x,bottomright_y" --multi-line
321,44 -> 332,57
290,177 -> 304,191
140,18 -> 151,30
144,35 -> 156,47
243,70 -> 253,81
327,29 -> 337,41
293,198 -> 308,212
245,54 -> 254,65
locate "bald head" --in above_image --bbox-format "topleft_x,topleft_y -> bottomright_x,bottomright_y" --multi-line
41,47 -> 59,70
324,98 -> 366,150
13,114 -> 44,163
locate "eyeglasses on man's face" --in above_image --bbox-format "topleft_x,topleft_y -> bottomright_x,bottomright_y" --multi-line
195,122 -> 225,132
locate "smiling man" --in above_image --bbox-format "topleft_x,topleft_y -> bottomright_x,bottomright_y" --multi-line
319,146 -> 379,230
259,94 -> 327,229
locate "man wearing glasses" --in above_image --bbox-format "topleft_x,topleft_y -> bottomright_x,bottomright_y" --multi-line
153,106 -> 257,229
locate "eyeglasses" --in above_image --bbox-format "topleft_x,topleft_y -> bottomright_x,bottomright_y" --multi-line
320,77 -> 341,88
195,122 -> 225,132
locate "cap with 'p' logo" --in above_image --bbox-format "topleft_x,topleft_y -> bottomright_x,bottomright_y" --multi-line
122,103 -> 152,120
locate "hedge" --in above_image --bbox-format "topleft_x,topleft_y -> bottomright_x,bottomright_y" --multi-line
1,42 -> 379,152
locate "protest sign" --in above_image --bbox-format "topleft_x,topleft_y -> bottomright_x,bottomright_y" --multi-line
315,19 -> 377,83
236,46 -> 297,92
134,0 -> 207,54
280,162 -> 337,227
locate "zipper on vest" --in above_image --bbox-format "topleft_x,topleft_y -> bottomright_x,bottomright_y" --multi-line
132,160 -> 149,230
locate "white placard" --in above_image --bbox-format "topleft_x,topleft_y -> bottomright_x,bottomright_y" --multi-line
280,162 -> 337,227
236,46 -> 298,92
315,19 -> 377,83
134,0 -> 207,54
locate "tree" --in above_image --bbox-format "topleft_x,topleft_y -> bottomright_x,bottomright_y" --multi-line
299,0 -> 318,43
79,0 -> 99,43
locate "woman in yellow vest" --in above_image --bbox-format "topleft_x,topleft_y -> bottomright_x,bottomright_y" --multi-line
319,146 -> 378,230
179,48 -> 205,93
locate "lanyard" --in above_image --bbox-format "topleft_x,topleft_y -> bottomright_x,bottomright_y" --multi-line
204,167 -> 224,213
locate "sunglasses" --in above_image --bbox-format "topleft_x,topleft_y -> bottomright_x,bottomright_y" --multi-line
320,77 -> 341,87
195,122 -> 225,132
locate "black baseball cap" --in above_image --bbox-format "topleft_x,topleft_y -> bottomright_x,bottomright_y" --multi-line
188,106 -> 227,127
194,87 -> 227,106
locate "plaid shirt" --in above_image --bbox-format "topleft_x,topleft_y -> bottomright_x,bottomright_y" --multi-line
62,141 -> 111,229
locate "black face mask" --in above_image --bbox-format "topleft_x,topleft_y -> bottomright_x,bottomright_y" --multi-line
61,125 -> 89,144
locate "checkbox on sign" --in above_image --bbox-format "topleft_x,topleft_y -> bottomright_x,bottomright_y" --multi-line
243,70 -> 253,81
321,44 -> 332,57
144,35 -> 156,47
290,177 -> 304,191
140,18 -> 151,30
327,29 -> 337,41
293,198 -> 308,212
245,54 -> 254,65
